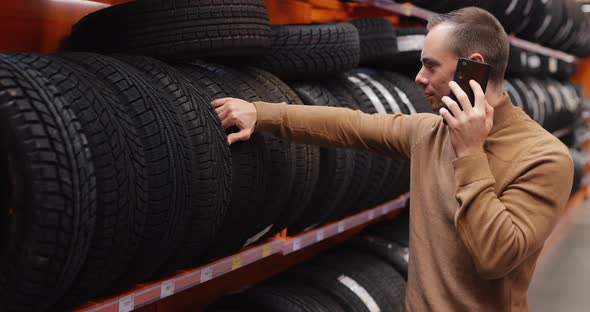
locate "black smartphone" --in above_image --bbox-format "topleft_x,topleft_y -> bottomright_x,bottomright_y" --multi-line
448,57 -> 491,108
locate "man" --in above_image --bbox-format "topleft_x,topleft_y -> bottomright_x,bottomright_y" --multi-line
212,7 -> 573,311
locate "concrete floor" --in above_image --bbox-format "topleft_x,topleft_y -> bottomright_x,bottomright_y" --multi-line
529,200 -> 590,312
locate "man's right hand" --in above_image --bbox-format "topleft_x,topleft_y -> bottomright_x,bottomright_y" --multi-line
211,97 -> 258,145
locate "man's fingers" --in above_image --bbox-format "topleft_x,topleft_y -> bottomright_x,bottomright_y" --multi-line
485,103 -> 494,126
441,96 -> 463,119
212,97 -> 257,138
216,108 -> 229,121
439,107 -> 457,127
211,97 -> 233,108
227,130 -> 251,145
449,81 -> 472,112
221,117 -> 236,129
470,80 -> 486,111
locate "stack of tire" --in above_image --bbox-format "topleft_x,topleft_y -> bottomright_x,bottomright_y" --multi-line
503,77 -> 581,133
248,18 -> 430,235
1,1 -> 274,310
284,68 -> 429,234
2,50 -> 357,311
0,51 -> 239,310
207,199 -> 411,311
208,214 -> 410,312
208,250 -> 407,312
0,1 -> 428,310
507,46 -> 578,80
408,0 -> 590,57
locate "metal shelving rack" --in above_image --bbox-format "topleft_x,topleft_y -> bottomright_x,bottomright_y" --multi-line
75,186 -> 590,311
76,195 -> 410,312
0,1 -> 585,311
74,2 -> 582,311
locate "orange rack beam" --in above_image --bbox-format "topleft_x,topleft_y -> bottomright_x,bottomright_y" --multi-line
352,0 -> 433,20
0,0 -> 116,54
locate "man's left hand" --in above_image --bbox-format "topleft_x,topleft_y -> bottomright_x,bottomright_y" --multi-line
439,80 -> 494,158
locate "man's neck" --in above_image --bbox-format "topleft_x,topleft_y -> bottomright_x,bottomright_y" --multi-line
485,83 -> 503,107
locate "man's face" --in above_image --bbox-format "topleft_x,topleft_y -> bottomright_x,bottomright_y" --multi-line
415,25 -> 459,112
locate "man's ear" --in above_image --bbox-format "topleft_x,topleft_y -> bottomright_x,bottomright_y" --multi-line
468,53 -> 485,63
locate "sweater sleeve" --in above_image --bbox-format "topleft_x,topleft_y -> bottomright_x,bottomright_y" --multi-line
452,144 -> 574,279
253,101 -> 435,159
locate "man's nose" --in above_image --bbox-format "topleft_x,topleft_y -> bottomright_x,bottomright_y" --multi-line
415,68 -> 428,86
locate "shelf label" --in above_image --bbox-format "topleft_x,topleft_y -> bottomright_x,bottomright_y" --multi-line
316,230 -> 325,242
119,296 -> 134,312
404,4 -> 412,16
528,54 -> 541,69
293,239 -> 302,252
549,57 -> 558,73
161,280 -> 175,298
368,210 -> 375,220
397,35 -> 425,52
382,205 -> 390,214
262,243 -> 273,258
338,221 -> 345,233
231,255 -> 242,270
200,267 -> 213,283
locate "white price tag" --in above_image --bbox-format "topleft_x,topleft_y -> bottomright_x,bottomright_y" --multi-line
549,57 -> 558,73
231,255 -> 242,270
293,239 -> 302,251
337,222 -> 345,233
161,280 -> 175,298
200,267 -> 213,283
316,230 -> 325,242
119,296 -> 134,312
528,54 -> 541,69
397,35 -> 425,52
368,211 -> 375,220
520,51 -> 527,67
382,206 -> 390,214
262,243 -> 272,258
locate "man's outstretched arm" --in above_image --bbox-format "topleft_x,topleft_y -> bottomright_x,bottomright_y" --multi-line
212,97 -> 431,159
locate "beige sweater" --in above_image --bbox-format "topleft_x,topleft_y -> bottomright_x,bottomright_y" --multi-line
253,92 -> 573,311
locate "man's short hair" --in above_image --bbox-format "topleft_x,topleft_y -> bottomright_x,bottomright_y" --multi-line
427,7 -> 509,83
